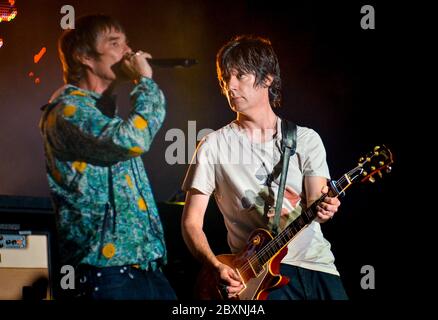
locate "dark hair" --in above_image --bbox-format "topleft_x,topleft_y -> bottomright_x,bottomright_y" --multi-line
58,14 -> 124,84
216,35 -> 281,108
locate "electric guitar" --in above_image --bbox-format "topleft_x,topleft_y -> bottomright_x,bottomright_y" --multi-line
195,145 -> 394,300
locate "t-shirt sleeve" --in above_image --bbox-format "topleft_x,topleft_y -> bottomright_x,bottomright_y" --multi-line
302,129 -> 330,179
181,136 -> 216,196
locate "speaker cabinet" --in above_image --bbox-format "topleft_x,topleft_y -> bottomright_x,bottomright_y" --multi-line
0,195 -> 55,300
0,234 -> 51,300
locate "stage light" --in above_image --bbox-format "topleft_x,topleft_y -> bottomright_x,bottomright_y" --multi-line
0,1 -> 17,23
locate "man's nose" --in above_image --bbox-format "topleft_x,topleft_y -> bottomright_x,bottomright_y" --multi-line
124,44 -> 132,55
228,76 -> 238,90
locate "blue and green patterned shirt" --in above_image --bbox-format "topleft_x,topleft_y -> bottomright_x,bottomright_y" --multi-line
40,77 -> 167,271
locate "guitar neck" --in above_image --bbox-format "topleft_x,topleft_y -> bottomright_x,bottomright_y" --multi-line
259,172 -> 357,266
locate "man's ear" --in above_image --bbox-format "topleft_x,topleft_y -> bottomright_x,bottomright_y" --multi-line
74,52 -> 93,69
263,75 -> 274,87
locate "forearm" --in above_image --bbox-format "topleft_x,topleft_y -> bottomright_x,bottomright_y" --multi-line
128,77 -> 166,141
182,222 -> 220,268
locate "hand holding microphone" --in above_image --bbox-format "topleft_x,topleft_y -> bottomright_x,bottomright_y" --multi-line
121,50 -> 153,81
120,50 -> 199,81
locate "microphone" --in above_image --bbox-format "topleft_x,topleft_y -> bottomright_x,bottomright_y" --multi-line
146,58 -> 198,68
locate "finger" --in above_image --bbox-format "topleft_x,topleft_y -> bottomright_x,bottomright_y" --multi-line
321,185 -> 329,194
324,196 -> 340,206
316,212 -> 332,222
319,202 -> 337,213
227,275 -> 242,286
124,51 -> 134,59
227,285 -> 244,298
227,270 -> 243,285
316,206 -> 334,221
227,283 -> 244,292
134,50 -> 152,59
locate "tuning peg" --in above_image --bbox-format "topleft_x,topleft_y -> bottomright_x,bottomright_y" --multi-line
358,157 -> 365,163
371,166 -> 376,171
374,146 -> 381,156
386,166 -> 392,173
362,171 -> 368,177
379,161 -> 384,166
368,176 -> 375,183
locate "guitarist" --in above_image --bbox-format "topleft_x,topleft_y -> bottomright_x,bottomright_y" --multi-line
181,35 -> 348,300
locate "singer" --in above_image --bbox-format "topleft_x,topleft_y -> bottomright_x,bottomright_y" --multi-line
39,14 -> 176,300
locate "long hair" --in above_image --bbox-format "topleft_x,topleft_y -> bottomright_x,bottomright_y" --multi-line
216,35 -> 282,107
58,14 -> 124,84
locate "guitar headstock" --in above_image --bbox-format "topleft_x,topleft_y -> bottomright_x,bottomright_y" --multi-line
329,145 -> 394,197
354,145 -> 394,183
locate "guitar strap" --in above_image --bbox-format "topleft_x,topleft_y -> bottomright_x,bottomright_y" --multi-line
272,118 -> 297,236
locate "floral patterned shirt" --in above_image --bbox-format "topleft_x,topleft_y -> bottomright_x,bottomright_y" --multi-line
40,77 -> 167,271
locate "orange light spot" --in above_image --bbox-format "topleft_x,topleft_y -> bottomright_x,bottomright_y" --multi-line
34,78 -> 40,84
34,47 -> 46,64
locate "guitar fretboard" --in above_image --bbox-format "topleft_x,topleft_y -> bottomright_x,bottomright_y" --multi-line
256,170 -> 359,266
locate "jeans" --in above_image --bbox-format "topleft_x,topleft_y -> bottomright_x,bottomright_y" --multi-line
73,264 -> 177,300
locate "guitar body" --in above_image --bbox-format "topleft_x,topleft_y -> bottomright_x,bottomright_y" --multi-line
195,228 -> 289,300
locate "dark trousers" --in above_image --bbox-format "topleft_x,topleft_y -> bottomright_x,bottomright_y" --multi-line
69,265 -> 177,300
267,264 -> 348,300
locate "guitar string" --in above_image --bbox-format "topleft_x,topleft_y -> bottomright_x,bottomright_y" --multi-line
240,163 -> 371,275
238,151 -> 388,277
238,169 -> 354,274
238,166 -> 360,275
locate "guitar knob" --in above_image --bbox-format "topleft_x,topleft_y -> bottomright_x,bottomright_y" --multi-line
378,171 -> 383,178
386,166 -> 392,173
362,171 -> 368,177
371,166 -> 376,171
368,176 -> 375,183
379,161 -> 384,166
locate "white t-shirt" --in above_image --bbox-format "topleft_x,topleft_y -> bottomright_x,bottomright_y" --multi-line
182,118 -> 339,275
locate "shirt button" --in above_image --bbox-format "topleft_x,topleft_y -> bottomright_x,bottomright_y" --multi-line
94,287 -> 99,292
120,269 -> 125,273
96,272 -> 102,277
